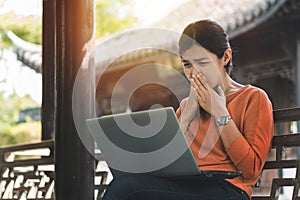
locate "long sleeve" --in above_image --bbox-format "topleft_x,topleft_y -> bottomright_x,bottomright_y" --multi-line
226,89 -> 274,179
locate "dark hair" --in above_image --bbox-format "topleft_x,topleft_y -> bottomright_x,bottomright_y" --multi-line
179,19 -> 233,73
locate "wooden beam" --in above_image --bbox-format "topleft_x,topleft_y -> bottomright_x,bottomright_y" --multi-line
273,107 -> 300,123
296,31 -> 300,109
42,0 -> 55,140
296,25 -> 300,160
54,0 -> 95,199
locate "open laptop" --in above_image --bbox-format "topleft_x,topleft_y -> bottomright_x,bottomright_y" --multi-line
86,107 -> 242,179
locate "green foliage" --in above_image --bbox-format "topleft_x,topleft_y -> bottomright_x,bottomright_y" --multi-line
95,0 -> 137,38
0,122 -> 41,147
0,13 -> 42,48
0,124 -> 16,146
12,122 -> 41,142
0,92 -> 41,147
0,28 -> 11,49
0,0 -> 136,49
0,92 -> 39,125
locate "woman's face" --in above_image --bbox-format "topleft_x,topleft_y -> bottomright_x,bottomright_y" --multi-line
181,44 -> 224,90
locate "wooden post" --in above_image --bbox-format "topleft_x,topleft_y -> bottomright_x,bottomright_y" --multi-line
55,0 -> 95,199
297,33 -> 300,111
42,0 -> 55,140
296,32 -> 300,159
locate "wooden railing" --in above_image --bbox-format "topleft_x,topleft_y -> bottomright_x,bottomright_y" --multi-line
0,140 -> 55,199
252,107 -> 300,200
0,140 -> 109,200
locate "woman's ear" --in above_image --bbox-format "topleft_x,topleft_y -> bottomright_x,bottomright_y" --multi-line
223,49 -> 232,66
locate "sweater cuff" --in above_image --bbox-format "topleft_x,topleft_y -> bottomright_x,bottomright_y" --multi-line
226,136 -> 250,165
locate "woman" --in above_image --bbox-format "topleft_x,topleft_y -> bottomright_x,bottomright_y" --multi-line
102,19 -> 274,200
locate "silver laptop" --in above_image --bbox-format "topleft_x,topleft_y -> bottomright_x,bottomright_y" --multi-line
86,107 -> 241,179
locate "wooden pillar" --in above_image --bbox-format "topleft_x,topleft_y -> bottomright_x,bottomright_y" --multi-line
42,0 -> 55,140
55,0 -> 95,199
296,31 -> 300,159
296,33 -> 300,109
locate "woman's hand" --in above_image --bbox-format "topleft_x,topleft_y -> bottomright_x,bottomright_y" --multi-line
190,73 -> 228,119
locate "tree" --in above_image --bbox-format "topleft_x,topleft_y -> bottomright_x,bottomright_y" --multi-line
0,0 -> 137,49
0,12 -> 42,48
0,92 -> 39,125
95,0 -> 137,38
0,92 -> 41,147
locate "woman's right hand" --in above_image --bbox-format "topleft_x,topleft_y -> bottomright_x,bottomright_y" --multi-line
190,74 -> 228,119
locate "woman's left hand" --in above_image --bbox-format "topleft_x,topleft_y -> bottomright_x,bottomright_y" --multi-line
190,73 -> 227,119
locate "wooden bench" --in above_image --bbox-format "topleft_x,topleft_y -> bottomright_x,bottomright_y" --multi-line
252,107 -> 300,199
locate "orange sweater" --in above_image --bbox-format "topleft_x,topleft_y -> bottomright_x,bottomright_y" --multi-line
176,85 -> 274,198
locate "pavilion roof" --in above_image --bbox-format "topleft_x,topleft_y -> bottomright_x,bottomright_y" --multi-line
9,0 -> 298,73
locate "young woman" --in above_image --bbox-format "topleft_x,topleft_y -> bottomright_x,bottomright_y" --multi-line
102,19 -> 274,200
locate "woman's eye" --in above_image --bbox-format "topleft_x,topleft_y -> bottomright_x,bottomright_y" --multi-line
198,62 -> 209,66
183,63 -> 192,68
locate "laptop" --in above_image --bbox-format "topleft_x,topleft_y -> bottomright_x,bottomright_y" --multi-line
86,107 -> 242,179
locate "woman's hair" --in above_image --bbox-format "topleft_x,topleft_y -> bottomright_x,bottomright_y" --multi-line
179,19 -> 233,73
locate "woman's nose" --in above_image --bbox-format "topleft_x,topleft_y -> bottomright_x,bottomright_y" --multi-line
186,67 -> 197,79
191,67 -> 199,77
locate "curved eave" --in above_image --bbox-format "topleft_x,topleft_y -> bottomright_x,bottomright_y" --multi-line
227,0 -> 288,39
6,31 -> 42,73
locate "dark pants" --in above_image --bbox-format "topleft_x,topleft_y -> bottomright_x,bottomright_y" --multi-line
102,174 -> 249,200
